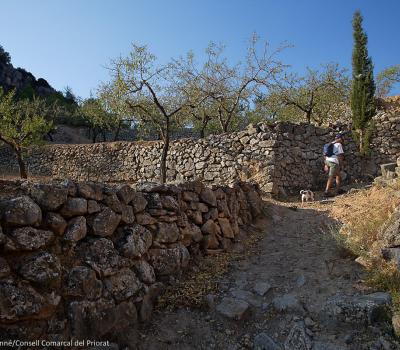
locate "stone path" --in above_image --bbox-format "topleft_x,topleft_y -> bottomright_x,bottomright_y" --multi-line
133,201 -> 398,350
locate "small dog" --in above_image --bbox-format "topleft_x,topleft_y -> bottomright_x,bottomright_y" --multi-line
300,190 -> 314,206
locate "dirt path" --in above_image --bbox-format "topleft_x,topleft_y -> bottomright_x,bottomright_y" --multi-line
133,201 -> 397,350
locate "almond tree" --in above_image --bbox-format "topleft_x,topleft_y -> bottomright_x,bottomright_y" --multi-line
258,63 -> 350,125
376,64 -> 400,97
0,88 -> 52,178
196,37 -> 288,133
106,44 -> 202,183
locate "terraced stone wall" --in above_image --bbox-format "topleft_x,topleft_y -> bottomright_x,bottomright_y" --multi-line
0,179 -> 263,345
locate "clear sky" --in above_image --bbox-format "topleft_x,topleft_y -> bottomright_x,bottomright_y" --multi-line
1,0 -> 399,98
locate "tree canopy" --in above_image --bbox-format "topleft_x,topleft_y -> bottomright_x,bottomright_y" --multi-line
0,88 -> 53,178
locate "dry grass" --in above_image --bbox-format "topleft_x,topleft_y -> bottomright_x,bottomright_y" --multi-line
330,185 -> 400,256
329,181 -> 400,310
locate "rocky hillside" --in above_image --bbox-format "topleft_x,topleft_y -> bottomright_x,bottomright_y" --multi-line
0,45 -> 56,96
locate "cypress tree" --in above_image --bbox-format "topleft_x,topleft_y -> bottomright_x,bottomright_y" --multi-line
350,10 -> 376,154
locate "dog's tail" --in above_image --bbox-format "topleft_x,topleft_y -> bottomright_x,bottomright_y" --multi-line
300,190 -> 305,194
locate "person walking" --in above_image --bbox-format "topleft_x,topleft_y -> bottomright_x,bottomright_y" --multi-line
324,134 -> 345,197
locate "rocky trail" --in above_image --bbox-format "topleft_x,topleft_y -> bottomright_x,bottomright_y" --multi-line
134,199 -> 398,350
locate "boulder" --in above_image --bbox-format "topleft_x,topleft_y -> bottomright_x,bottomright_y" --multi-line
60,197 -> 88,218
218,218 -> 234,238
103,193 -> 123,213
121,205 -> 135,224
200,188 -> 217,207
43,212 -> 67,236
83,238 -> 133,277
216,297 -> 249,320
161,195 -> 179,211
103,268 -> 142,302
0,279 -> 51,322
18,252 -> 61,286
182,191 -> 199,202
1,196 -> 42,227
324,292 -> 392,325
64,216 -> 87,242
88,207 -> 121,237
144,193 -> 163,209
0,257 -> 11,278
136,212 -> 157,225
133,260 -> 156,284
64,266 -> 103,300
61,179 -> 78,196
7,227 -> 54,251
116,184 -> 136,204
203,207 -> 219,221
206,233 -> 220,249
180,224 -> 203,245
131,192 -> 148,213
187,210 -> 203,225
87,200 -> 101,214
149,244 -> 189,276
29,184 -> 68,211
77,182 -> 104,201
155,222 -> 180,243
116,224 -> 152,259
201,219 -> 219,235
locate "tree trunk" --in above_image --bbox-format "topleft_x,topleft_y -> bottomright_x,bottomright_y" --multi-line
200,117 -> 210,138
199,128 -> 205,139
92,130 -> 97,143
47,131 -> 54,142
113,120 -> 122,141
160,120 -> 170,184
15,149 -> 27,179
305,110 -> 312,124
359,129 -> 364,154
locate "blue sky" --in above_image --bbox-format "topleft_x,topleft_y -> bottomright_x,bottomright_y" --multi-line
1,0 -> 399,98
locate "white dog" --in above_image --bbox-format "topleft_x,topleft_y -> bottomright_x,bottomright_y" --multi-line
300,190 -> 314,206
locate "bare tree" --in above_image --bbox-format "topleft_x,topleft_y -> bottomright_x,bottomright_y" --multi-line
260,63 -> 350,125
106,44 -> 202,183
197,36 -> 288,132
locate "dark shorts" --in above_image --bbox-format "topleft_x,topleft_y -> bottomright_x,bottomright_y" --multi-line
326,160 -> 340,177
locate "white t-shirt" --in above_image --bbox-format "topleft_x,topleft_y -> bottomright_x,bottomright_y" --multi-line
326,142 -> 344,164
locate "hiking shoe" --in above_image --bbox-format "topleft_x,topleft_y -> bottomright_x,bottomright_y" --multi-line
337,189 -> 346,195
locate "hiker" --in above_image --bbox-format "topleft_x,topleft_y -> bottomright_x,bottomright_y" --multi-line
323,134 -> 345,197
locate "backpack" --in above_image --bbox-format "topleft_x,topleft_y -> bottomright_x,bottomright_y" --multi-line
323,142 -> 334,157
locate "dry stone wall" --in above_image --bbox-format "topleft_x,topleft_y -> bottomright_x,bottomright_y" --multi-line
0,113 -> 399,195
0,179 -> 263,346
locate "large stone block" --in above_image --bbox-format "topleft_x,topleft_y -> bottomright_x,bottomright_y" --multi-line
29,184 -> 68,211
87,207 -> 121,237
1,196 -> 42,227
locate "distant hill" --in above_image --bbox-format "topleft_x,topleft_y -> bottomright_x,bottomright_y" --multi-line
0,44 -> 57,97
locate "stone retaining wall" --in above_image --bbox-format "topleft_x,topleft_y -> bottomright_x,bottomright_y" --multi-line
0,179 -> 263,345
0,113 -> 399,195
